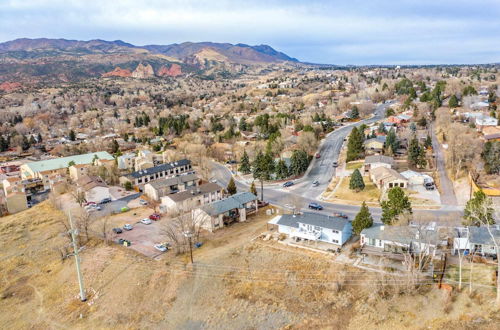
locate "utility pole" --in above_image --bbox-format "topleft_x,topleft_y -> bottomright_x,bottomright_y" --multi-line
68,211 -> 86,302
184,231 -> 193,264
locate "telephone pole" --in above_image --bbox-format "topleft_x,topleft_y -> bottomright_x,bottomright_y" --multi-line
68,211 -> 86,302
184,231 -> 194,264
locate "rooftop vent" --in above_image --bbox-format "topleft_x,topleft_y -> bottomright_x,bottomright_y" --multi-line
380,225 -> 385,231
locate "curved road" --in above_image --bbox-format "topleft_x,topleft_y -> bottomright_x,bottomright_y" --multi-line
212,102 -> 462,222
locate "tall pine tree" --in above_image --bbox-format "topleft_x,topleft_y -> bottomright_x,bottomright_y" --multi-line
352,202 -> 373,235
349,169 -> 365,191
239,150 -> 251,174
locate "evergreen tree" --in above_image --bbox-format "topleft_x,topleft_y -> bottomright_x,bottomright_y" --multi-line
239,150 -> 251,174
352,202 -> 374,235
350,106 -> 360,119
275,159 -> 289,179
69,130 -> 76,141
408,136 -> 421,166
448,94 -> 459,108
385,128 -> 399,153
289,150 -> 309,176
349,169 -> 365,192
250,181 -> 257,196
37,133 -> 42,143
377,122 -> 386,134
21,135 -> 30,151
381,187 -> 412,225
424,135 -> 432,149
227,177 -> 237,196
346,127 -> 364,162
29,135 -> 36,145
463,190 -> 495,226
111,139 -> 120,154
0,135 -> 8,152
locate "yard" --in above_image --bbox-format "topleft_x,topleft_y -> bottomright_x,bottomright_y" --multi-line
332,176 -> 381,203
346,161 -> 363,170
445,262 -> 497,287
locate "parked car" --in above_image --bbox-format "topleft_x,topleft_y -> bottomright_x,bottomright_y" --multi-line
424,182 -> 435,190
139,199 -> 148,206
333,212 -> 349,219
154,243 -> 168,252
117,238 -> 131,246
312,180 -> 319,187
112,227 -> 123,234
283,181 -> 294,187
100,197 -> 112,204
209,178 -> 217,183
149,213 -> 161,221
141,218 -> 152,225
84,201 -> 96,206
315,153 -> 321,159
123,224 -> 133,231
332,162 -> 338,167
308,202 -> 324,210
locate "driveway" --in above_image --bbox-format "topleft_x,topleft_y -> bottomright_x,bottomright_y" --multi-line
116,220 -> 166,258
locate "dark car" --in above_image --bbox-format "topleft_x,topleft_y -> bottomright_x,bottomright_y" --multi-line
424,182 -> 435,190
117,238 -> 131,246
283,181 -> 294,187
308,202 -> 324,210
333,212 -> 349,219
332,162 -> 338,167
112,227 -> 123,234
100,197 -> 112,204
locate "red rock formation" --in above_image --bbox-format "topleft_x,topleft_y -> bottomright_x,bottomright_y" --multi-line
157,64 -> 182,77
102,67 -> 132,77
0,82 -> 22,92
132,63 -> 154,79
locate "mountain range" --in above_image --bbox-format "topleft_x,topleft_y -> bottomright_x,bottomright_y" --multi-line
0,38 -> 298,86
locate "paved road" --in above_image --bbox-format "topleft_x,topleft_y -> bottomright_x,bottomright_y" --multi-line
430,123 -> 458,206
212,102 -> 464,222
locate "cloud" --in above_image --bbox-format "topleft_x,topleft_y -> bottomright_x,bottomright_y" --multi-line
0,0 -> 499,64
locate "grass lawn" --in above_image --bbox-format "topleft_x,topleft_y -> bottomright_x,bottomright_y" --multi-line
446,263 -> 497,287
346,161 -> 364,170
334,176 -> 380,202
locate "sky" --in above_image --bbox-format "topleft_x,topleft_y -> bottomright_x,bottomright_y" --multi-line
1,0 -> 500,65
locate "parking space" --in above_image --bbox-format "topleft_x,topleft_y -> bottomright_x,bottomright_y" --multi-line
409,184 -> 441,204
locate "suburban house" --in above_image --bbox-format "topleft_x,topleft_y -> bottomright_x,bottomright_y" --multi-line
20,151 -> 114,181
482,126 -> 500,142
160,182 -> 223,213
363,155 -> 394,174
77,175 -> 111,203
400,170 -> 434,186
453,226 -> 500,258
193,192 -> 258,232
360,223 -> 440,258
121,159 -> 192,189
144,173 -> 199,201
370,166 -> 408,190
269,212 -> 353,246
364,136 -> 386,153
475,115 -> 498,131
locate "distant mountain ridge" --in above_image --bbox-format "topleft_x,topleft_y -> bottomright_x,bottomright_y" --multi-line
0,38 -> 298,63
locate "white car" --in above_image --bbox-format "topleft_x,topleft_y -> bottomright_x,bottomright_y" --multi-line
123,224 -> 133,231
154,244 -> 168,252
141,218 -> 152,225
139,199 -> 148,206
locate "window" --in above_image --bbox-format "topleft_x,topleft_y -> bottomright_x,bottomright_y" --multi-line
332,239 -> 339,244
400,182 -> 404,187
369,238 -> 376,246
314,226 -> 321,231
332,230 -> 339,234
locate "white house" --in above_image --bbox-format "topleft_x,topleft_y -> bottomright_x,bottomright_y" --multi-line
453,226 -> 500,258
363,155 -> 394,173
475,115 -> 498,131
117,153 -> 136,170
160,182 -> 223,214
360,223 -> 439,257
400,170 -> 433,186
369,167 -> 408,190
270,212 -> 352,246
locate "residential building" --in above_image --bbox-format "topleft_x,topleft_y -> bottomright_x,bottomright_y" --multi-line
363,155 -> 394,173
144,173 -> 199,201
269,212 -> 352,246
160,182 -> 222,213
77,175 -> 110,203
193,192 -> 258,232
475,115 -> 498,131
370,166 -> 408,190
364,136 -> 386,153
400,170 -> 433,186
5,191 -> 28,214
69,164 -> 90,182
117,153 -> 136,170
20,151 -> 114,181
360,223 -> 440,258
453,226 -> 500,258
121,159 -> 192,189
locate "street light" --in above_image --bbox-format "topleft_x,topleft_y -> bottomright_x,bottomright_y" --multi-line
184,231 -> 193,264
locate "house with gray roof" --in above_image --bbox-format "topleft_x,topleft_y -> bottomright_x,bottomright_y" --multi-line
360,223 -> 440,257
363,155 -> 394,173
144,173 -> 199,201
160,182 -> 223,214
121,159 -> 192,188
269,212 -> 352,246
453,226 -> 500,258
193,192 -> 258,232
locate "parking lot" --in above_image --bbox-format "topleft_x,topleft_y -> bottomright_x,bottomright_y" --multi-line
105,209 -> 169,258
